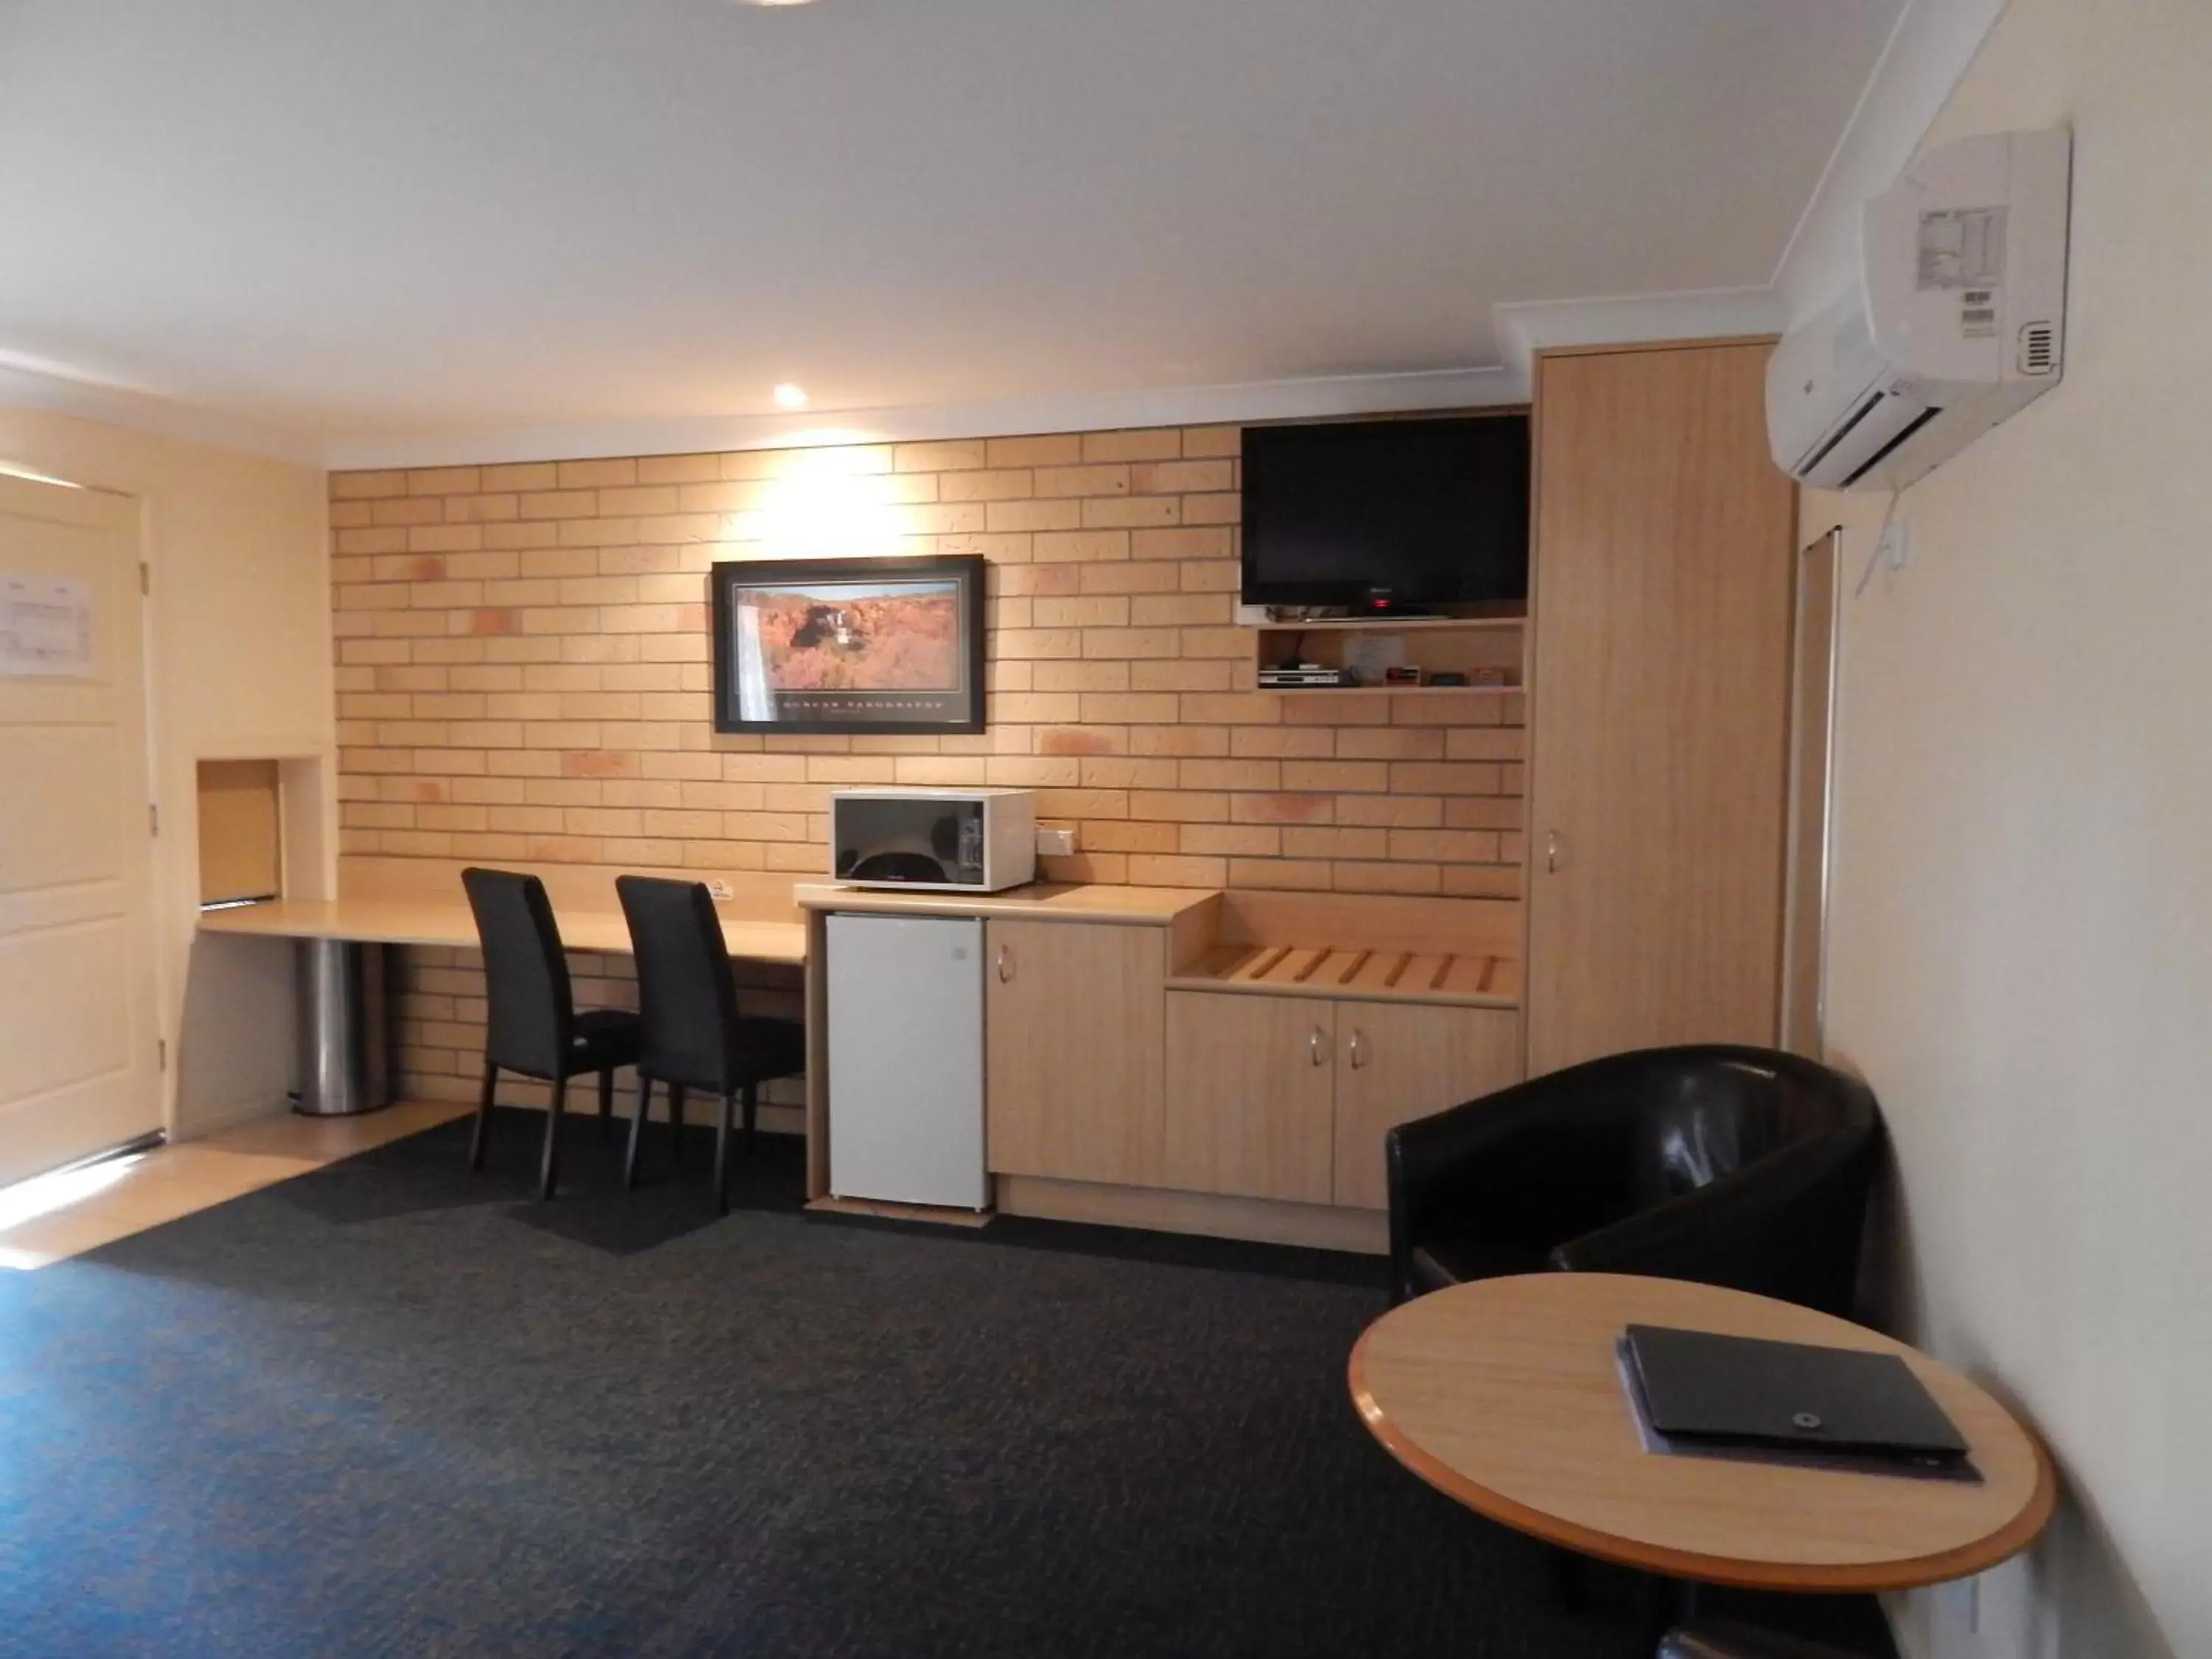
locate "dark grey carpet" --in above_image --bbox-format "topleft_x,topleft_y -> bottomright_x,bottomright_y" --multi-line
0,1110 -> 1891,1658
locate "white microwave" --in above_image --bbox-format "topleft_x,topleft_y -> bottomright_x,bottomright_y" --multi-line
829,789 -> 1037,892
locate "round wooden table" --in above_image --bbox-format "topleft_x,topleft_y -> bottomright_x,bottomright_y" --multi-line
1349,1274 -> 2054,1593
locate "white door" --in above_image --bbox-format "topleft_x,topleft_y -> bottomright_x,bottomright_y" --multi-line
825,914 -> 987,1208
0,475 -> 160,1186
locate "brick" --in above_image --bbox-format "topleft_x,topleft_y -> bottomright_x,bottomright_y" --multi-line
406,467 -> 481,496
1127,854 -> 1225,887
557,458 -> 637,488
1082,497 -> 1181,529
1444,726 -> 1526,762
636,453 -> 721,485
1231,793 -> 1334,824
1284,827 -> 1387,860
1133,526 -> 1233,561
894,440 -> 987,473
1181,425 -> 1242,459
1179,759 -> 1280,791
484,463 -> 559,492
372,496 -> 446,526
986,434 -> 1082,467
937,469 -> 1034,503
1227,858 -> 1333,891
1131,660 -> 1234,693
1132,459 -> 1234,494
1080,562 -> 1181,594
333,470 -> 408,500
1034,465 -> 1128,498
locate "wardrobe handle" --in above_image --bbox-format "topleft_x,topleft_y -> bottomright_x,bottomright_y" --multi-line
1349,1029 -> 1368,1070
1309,1026 -> 1328,1068
996,944 -> 1014,984
1545,830 -> 1563,874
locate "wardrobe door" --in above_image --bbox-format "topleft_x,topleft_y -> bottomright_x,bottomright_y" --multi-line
1525,341 -> 1796,1075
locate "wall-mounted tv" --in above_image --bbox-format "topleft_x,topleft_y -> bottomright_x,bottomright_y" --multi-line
1240,414 -> 1530,610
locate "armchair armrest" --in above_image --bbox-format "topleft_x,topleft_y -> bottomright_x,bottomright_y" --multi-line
1385,1062 -> 1638,1301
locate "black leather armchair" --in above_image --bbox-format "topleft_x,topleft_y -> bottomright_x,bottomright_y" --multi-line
1385,1045 -> 1880,1315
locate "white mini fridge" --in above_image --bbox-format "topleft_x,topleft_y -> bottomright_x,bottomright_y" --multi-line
825,913 -> 988,1210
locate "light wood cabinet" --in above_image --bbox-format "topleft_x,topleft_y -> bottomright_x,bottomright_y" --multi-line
1526,341 -> 1796,1074
1332,1004 -> 1521,1210
1163,991 -> 1520,1209
984,918 -> 1166,1186
1164,992 -> 1336,1203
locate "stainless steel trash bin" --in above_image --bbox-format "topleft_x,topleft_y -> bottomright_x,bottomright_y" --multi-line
293,939 -> 392,1116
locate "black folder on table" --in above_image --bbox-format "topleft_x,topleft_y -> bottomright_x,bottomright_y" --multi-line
1621,1324 -> 1971,1468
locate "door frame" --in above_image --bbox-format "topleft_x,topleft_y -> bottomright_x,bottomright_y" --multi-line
0,469 -> 167,1177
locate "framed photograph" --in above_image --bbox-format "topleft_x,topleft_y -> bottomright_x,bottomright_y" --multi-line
709,554 -> 987,734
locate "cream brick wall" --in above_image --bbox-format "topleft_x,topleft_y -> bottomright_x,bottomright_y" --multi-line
329,422 -> 1526,1109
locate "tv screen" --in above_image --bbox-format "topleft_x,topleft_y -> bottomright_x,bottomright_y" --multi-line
1240,415 -> 1530,608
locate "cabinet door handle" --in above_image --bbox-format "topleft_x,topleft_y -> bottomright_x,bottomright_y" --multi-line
1545,830 -> 1563,874
1349,1029 -> 1368,1069
1309,1026 -> 1328,1067
996,944 -> 1014,984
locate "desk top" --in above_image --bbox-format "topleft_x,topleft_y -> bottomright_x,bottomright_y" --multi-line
1349,1274 -> 2053,1593
197,898 -> 807,965
793,881 -> 1215,926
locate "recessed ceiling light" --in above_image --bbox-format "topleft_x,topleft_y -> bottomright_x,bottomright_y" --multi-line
740,0 -> 818,7
772,383 -> 809,410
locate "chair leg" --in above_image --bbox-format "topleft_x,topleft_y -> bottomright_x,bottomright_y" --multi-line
667,1083 -> 686,1166
469,1061 -> 498,1172
538,1074 -> 567,1200
716,1092 -> 736,1215
598,1067 -> 614,1140
742,1082 -> 758,1157
626,1074 -> 653,1189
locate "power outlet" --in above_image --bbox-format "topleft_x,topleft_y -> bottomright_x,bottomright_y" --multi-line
1035,827 -> 1076,858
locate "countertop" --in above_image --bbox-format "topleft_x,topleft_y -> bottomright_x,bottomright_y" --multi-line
195,897 -> 808,964
793,881 -> 1216,926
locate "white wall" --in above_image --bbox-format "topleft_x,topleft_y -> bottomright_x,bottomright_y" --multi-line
0,406 -> 331,1135
1812,1 -> 2212,1654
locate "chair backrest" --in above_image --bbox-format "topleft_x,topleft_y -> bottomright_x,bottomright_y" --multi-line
1623,1048 -> 1875,1206
460,867 -> 575,1077
616,875 -> 742,1093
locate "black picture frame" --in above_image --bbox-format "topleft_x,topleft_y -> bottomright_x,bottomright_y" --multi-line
709,554 -> 987,735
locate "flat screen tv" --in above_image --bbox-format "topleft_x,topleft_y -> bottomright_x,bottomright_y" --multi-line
1240,414 -> 1530,610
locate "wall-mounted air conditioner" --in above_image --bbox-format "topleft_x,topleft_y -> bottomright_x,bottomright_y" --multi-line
1768,129 -> 2071,493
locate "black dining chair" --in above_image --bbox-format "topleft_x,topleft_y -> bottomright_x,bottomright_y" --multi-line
460,867 -> 643,1200
616,875 -> 807,1213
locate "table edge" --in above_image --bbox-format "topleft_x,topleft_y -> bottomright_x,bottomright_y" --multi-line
1345,1319 -> 2058,1593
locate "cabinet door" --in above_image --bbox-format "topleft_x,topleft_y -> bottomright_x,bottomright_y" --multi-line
1164,992 -> 1335,1204
1332,1004 -> 1523,1210
985,919 -> 1165,1185
1526,342 -> 1795,1074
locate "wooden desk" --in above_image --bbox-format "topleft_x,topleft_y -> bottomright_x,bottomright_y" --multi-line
1349,1274 -> 2054,1593
197,897 -> 807,964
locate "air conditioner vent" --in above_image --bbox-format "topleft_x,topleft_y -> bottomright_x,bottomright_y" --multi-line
2019,322 -> 2056,375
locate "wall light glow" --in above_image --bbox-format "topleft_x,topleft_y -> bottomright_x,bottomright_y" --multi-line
0,462 -> 85,490
771,383 -> 810,410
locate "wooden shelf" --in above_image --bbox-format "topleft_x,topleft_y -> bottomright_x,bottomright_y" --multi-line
1251,613 -> 1526,696
1245,613 -> 1527,633
1270,683 -> 1521,698
1170,941 -> 1522,1009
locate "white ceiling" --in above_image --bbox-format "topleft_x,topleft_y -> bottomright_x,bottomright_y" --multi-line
0,0 -> 1907,459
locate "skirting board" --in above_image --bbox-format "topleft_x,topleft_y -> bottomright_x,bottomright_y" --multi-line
804,1195 -> 993,1230
995,1175 -> 1387,1256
